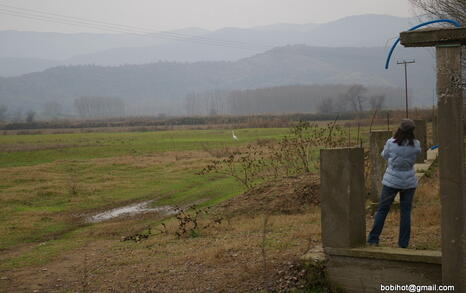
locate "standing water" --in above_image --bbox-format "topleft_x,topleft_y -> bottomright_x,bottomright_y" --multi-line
86,201 -> 177,223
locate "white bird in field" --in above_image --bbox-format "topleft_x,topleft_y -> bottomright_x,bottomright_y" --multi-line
232,130 -> 239,141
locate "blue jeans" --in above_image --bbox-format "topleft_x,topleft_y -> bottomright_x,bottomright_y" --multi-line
368,185 -> 415,248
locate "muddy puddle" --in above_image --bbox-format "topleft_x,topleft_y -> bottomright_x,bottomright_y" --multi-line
86,201 -> 177,223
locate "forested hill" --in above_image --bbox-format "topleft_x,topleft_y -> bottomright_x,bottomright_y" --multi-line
0,45 -> 435,115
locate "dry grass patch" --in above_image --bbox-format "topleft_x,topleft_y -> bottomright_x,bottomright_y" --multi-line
2,209 -> 322,292
2,176 -> 322,292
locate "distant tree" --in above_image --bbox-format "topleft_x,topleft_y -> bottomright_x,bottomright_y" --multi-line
184,93 -> 200,116
209,108 -> 218,116
0,105 -> 7,121
318,98 -> 335,113
26,110 -> 36,123
344,85 -> 367,112
12,109 -> 23,122
43,101 -> 62,118
207,90 -> 224,116
74,97 -> 88,117
410,0 -> 466,23
185,90 -> 227,116
74,96 -> 125,118
369,94 -> 386,110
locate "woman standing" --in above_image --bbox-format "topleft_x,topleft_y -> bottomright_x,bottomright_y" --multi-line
368,119 -> 421,248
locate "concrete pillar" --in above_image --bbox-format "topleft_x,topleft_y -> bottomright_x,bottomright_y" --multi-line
413,119 -> 427,163
369,131 -> 391,202
432,113 -> 439,146
320,147 -> 366,248
437,45 -> 465,290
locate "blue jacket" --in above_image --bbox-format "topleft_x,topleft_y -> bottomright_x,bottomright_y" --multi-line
381,138 -> 421,189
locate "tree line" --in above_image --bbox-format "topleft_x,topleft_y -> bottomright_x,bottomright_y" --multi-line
0,96 -> 125,122
183,84 -> 402,116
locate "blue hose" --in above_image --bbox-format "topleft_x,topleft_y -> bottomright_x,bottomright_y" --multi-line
385,19 -> 461,69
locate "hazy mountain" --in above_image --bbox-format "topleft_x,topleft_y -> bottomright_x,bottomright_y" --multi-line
251,23 -> 319,32
0,14 -> 417,76
0,44 -> 435,116
0,57 -> 59,76
0,27 -> 209,60
66,14 -> 416,66
303,14 -> 416,47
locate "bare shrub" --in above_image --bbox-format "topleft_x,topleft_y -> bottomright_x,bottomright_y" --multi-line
199,121 -> 346,191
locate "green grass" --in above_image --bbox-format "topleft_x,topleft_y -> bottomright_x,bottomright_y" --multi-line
0,227 -> 91,271
0,128 -> 289,253
0,124 -> 393,270
0,128 -> 288,168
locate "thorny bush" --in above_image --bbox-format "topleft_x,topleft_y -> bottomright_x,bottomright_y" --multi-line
173,205 -> 223,238
199,121 -> 346,191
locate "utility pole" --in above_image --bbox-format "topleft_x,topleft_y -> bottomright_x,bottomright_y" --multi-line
397,59 -> 415,118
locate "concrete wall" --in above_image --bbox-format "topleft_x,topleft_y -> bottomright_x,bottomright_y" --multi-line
414,119 -> 427,163
369,131 -> 391,202
432,113 -> 438,146
320,148 -> 366,248
325,248 -> 442,293
437,45 -> 466,290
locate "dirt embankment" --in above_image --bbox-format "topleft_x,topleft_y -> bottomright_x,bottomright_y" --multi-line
217,175 -> 320,216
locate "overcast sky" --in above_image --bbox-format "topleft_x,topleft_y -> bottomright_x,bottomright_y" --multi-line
0,0 -> 416,33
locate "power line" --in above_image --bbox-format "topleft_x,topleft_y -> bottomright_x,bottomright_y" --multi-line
0,2 -> 264,52
0,8 -> 258,50
0,9 -> 260,51
0,2 -> 255,47
0,2 -> 251,45
0,9 -> 142,34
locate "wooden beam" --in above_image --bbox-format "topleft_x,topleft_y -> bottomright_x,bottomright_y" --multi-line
400,27 -> 466,47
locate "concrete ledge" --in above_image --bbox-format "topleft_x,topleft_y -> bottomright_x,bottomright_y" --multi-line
325,247 -> 442,264
325,252 -> 442,293
400,27 -> 466,47
321,247 -> 443,292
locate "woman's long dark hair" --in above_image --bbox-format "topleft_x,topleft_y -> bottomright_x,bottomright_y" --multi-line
393,128 -> 416,146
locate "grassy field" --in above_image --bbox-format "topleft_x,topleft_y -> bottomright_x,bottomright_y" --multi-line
0,128 -> 294,254
0,128 -> 293,167
0,121 -> 447,292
